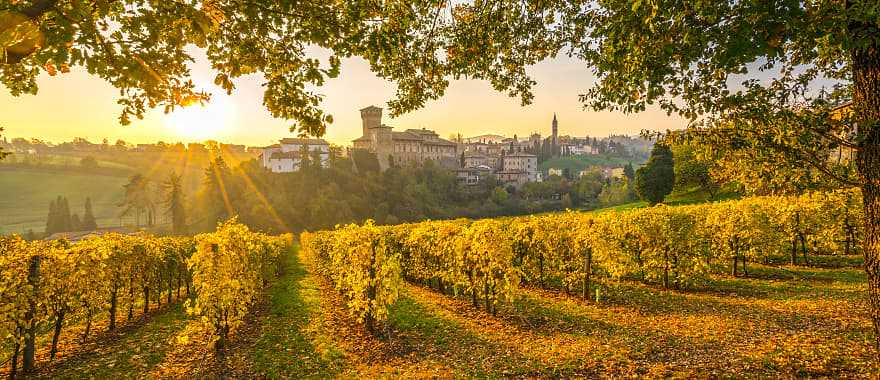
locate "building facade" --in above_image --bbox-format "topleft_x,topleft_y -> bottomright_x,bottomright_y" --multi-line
260,138 -> 330,173
502,152 -> 539,183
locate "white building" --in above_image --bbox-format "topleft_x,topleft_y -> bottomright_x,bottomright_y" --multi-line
260,138 -> 330,173
569,143 -> 599,156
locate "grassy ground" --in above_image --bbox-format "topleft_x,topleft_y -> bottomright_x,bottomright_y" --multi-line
539,154 -> 642,173
592,185 -> 741,213
20,302 -> 191,379
0,167 -> 130,234
31,248 -> 878,379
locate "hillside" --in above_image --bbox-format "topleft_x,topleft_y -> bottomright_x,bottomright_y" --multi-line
0,149 -> 256,234
0,168 -> 130,234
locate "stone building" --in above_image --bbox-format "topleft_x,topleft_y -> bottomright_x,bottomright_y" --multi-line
352,105 -> 458,170
502,152 -> 540,183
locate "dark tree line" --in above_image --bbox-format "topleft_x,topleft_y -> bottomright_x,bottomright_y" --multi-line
45,196 -> 97,235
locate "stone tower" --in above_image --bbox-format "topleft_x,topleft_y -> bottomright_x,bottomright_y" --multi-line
360,106 -> 383,137
373,124 -> 393,170
552,113 -> 559,156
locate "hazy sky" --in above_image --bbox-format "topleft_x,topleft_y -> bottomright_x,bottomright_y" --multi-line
1,51 -> 686,147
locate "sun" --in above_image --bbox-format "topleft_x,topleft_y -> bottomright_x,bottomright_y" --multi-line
164,94 -> 234,141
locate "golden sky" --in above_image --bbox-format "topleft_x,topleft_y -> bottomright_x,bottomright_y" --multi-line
1,51 -> 685,147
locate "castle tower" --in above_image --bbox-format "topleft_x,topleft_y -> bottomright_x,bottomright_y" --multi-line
373,124 -> 393,170
360,106 -> 383,137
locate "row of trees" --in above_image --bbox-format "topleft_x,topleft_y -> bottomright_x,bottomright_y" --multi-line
302,189 -> 862,332
44,196 -> 97,235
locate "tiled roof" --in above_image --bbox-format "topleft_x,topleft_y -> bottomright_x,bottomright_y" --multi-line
505,152 -> 537,158
280,138 -> 329,145
391,131 -> 423,141
426,138 -> 457,147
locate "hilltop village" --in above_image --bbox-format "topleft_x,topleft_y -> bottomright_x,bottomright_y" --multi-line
256,105 -> 651,188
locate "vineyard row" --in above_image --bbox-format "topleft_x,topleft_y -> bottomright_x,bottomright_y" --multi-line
0,219 -> 291,375
301,189 -> 863,329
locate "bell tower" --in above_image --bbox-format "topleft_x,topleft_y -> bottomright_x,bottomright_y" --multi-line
551,113 -> 559,156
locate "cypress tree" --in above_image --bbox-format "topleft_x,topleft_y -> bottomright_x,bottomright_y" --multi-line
45,199 -> 57,235
59,196 -> 72,232
82,197 -> 98,230
70,214 -> 82,232
623,162 -> 635,182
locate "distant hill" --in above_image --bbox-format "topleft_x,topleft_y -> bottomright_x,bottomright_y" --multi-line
0,167 -> 130,234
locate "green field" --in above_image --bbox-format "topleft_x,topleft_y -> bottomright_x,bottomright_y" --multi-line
0,168 -> 130,234
540,154 -> 641,173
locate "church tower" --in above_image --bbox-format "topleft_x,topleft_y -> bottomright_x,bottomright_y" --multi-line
551,113 -> 559,156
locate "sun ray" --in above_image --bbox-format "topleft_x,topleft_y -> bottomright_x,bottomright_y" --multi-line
208,150 -> 235,221
231,161 -> 290,233
212,143 -> 289,232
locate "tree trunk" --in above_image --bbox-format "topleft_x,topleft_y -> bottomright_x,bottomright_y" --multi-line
583,248 -> 592,300
539,253 -> 545,289
801,234 -> 810,265
109,288 -> 118,331
469,271 -> 477,307
851,24 -> 880,358
50,310 -> 65,361
663,247 -> 669,289
82,309 -> 92,342
791,236 -> 798,265
128,280 -> 135,321
23,256 -> 40,373
365,244 -> 377,334
144,286 -> 150,315
10,342 -> 20,379
491,284 -> 497,316
732,252 -> 738,277
672,252 -> 680,290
